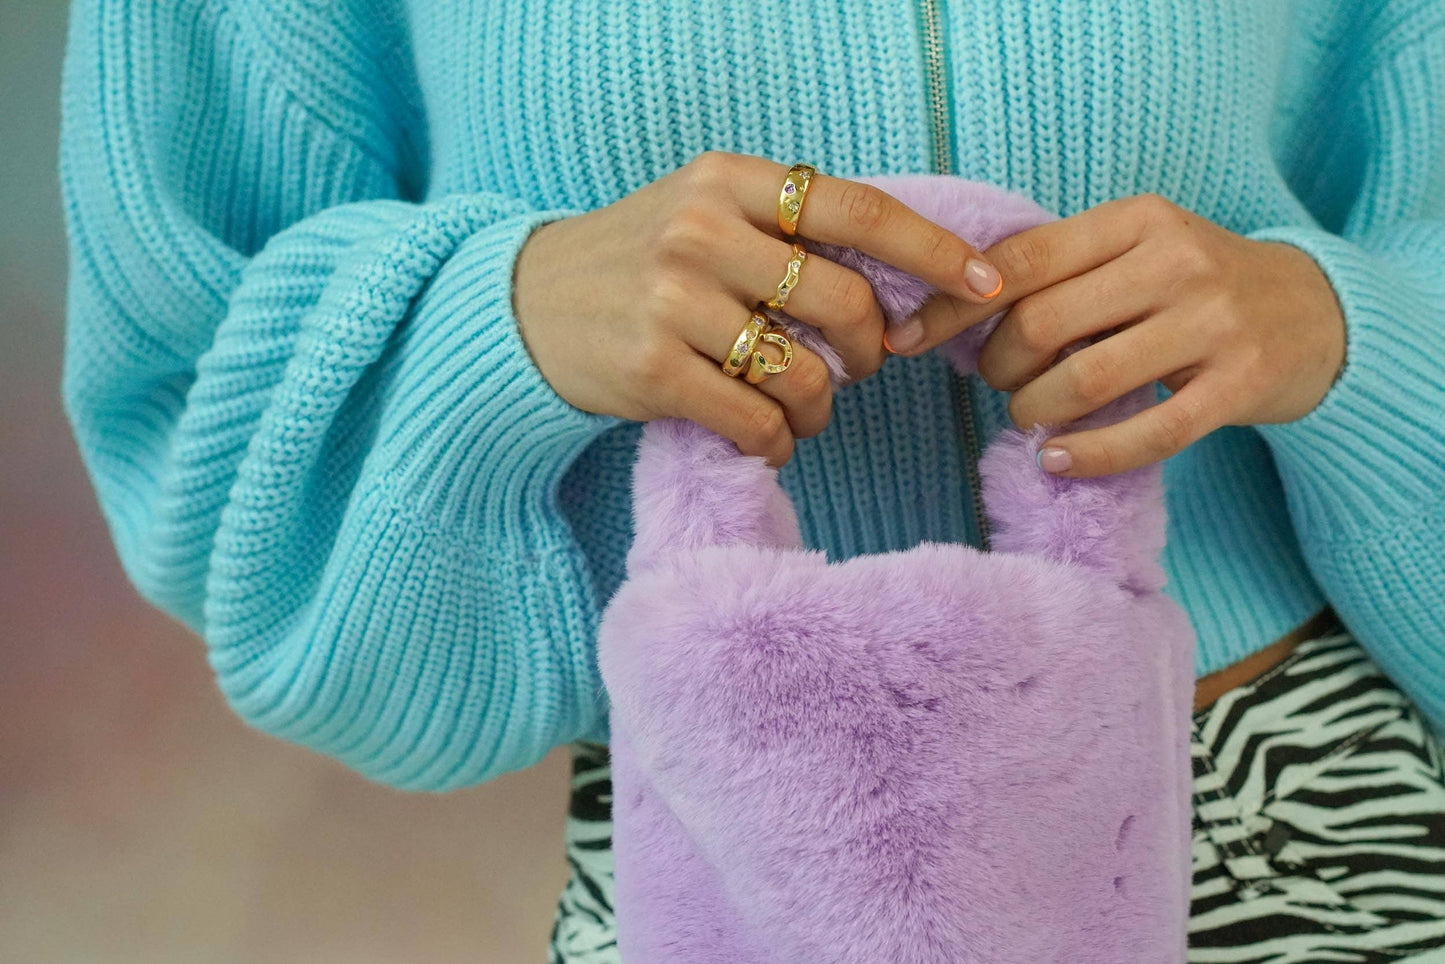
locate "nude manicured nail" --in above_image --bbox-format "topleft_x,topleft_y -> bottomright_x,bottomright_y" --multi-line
1037,446 -> 1072,474
964,258 -> 1003,299
884,317 -> 924,353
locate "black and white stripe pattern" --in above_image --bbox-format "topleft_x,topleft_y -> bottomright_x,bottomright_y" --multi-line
547,623 -> 1445,962
1189,625 -> 1445,962
548,742 -> 619,964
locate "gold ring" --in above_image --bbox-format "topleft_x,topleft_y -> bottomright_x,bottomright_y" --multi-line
765,243 -> 808,311
777,163 -> 817,237
744,330 -> 794,384
722,311 -> 769,377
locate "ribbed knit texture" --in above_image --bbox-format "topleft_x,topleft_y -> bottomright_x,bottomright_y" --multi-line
59,0 -> 1445,790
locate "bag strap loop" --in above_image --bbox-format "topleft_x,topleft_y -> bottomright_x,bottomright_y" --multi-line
628,176 -> 1168,594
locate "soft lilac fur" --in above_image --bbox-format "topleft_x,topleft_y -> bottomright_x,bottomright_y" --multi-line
601,175 -> 1195,962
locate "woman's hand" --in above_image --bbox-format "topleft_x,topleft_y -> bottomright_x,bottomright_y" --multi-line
512,151 -> 1003,466
887,193 -> 1347,477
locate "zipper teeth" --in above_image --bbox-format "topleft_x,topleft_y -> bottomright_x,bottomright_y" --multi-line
959,371 -> 992,551
918,0 -> 954,177
917,0 -> 991,552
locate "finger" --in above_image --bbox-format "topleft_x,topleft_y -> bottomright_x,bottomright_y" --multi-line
715,221 -> 886,379
1006,311 -> 1205,430
748,337 -> 834,439
689,297 -> 833,440
662,351 -> 796,467
894,194 -> 1159,356
724,155 -> 1004,306
976,245 -> 1163,390
1035,374 -> 1226,478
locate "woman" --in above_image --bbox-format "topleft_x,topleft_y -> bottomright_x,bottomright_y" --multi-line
59,0 -> 1445,959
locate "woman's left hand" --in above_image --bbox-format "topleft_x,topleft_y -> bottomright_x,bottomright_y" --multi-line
885,193 -> 1347,477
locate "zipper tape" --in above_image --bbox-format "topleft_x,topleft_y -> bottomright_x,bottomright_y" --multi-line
917,0 -> 992,551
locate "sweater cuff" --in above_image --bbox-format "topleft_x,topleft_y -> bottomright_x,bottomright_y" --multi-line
1247,224 -> 1445,540
379,204 -> 624,539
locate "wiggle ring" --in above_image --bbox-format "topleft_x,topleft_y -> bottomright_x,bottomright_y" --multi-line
744,330 -> 794,384
777,163 -> 817,237
765,243 -> 808,311
722,311 -> 769,377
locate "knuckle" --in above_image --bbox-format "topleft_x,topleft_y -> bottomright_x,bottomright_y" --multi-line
622,333 -> 675,385
852,342 -> 886,380
798,390 -> 835,438
639,274 -> 692,320
829,272 -> 879,326
771,434 -> 796,465
923,225 -> 968,275
1199,290 -> 1241,336
1004,234 -> 1053,281
1008,297 -> 1059,354
839,182 -> 892,233
638,328 -> 678,372
813,396 -> 835,436
654,204 -> 716,263
745,404 -> 790,449
685,151 -> 734,192
1089,270 -> 1125,308
1068,352 -> 1115,406
1094,438 -> 1126,475
976,353 -> 1008,390
791,353 -> 834,399
1133,192 -> 1176,222
1170,240 -> 1216,278
1155,403 -> 1199,452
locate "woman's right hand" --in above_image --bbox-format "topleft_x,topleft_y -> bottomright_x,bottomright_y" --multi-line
512,151 -> 1004,466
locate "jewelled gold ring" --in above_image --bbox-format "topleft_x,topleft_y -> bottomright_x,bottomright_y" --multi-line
777,163 -> 817,237
744,330 -> 794,384
765,243 -> 808,311
722,310 -> 770,377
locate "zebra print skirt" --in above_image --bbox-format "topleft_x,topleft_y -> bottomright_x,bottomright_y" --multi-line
548,621 -> 1445,962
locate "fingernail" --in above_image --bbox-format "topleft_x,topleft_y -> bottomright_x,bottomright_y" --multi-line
884,317 -> 924,353
964,258 -> 1003,299
1036,446 -> 1072,474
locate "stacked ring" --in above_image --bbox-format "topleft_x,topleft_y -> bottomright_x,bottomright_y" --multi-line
721,311 -> 795,385
766,243 -> 808,311
777,163 -> 816,237
722,311 -> 770,377
717,164 -> 816,386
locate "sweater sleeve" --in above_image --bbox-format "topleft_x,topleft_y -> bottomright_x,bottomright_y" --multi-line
59,1 -> 622,789
1247,7 -> 1445,724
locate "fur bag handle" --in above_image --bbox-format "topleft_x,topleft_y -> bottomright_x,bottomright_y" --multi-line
626,175 -> 1167,595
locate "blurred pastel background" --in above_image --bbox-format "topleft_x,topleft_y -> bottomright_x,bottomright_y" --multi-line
0,2 -> 572,960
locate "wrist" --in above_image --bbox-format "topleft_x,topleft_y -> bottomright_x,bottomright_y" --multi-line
1247,224 -> 1445,536
511,214 -> 599,414
1267,239 -> 1348,408
513,216 -> 569,363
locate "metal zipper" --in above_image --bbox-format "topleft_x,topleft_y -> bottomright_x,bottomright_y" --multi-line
917,0 -> 954,177
916,0 -> 992,551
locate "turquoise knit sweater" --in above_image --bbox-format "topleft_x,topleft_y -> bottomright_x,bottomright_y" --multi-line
60,0 -> 1445,791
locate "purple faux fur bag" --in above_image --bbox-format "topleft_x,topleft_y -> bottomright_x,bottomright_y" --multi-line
597,176 -> 1196,963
